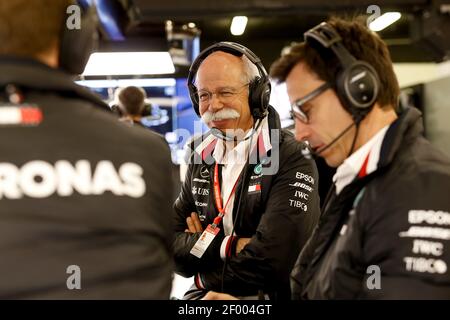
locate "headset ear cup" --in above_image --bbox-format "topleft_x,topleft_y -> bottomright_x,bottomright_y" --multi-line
345,62 -> 379,109
248,77 -> 271,119
304,22 -> 382,122
187,54 -> 203,118
248,79 -> 258,110
188,83 -> 200,116
335,69 -> 353,112
336,62 -> 379,119
262,80 -> 271,112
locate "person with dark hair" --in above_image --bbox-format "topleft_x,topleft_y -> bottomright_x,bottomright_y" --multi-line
269,17 -> 450,299
0,0 -> 173,298
173,42 -> 320,300
114,86 -> 147,126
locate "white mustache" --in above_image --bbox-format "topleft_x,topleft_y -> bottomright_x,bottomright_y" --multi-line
201,108 -> 240,124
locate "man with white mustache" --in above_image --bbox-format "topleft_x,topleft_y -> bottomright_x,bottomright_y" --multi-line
201,108 -> 240,127
173,42 -> 321,300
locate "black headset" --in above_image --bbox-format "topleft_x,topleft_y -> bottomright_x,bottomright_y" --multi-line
59,2 -> 98,75
187,42 -> 271,120
304,22 -> 380,121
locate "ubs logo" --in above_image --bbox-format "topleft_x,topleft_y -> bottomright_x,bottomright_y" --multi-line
200,165 -> 209,178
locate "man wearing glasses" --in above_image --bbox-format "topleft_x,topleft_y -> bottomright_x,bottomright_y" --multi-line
173,42 -> 321,299
269,18 -> 450,299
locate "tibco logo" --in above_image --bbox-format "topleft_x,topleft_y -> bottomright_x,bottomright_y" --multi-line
0,160 -> 146,199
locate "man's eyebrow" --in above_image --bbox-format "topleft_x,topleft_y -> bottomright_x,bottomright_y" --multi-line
218,86 -> 236,90
198,86 -> 237,91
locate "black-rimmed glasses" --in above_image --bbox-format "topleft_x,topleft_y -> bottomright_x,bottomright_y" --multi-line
196,83 -> 249,105
290,82 -> 331,124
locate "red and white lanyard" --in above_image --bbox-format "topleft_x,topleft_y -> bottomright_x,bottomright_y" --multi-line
212,163 -> 240,228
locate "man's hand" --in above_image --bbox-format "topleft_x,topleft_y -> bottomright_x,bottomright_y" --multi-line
185,212 -> 203,233
236,237 -> 251,254
202,291 -> 239,300
184,213 -> 250,254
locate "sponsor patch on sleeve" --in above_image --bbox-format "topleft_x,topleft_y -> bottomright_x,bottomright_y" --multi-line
0,105 -> 43,126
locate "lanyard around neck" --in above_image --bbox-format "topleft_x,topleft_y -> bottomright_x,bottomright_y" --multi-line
212,163 -> 241,227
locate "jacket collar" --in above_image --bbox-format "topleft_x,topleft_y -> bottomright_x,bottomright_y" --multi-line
333,125 -> 389,194
378,107 -> 424,169
0,56 -> 109,111
338,107 -> 424,185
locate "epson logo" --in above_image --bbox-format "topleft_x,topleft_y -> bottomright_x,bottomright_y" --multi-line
0,160 -> 146,199
295,172 -> 315,184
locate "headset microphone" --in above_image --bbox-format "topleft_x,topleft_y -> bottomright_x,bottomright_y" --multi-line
309,121 -> 356,158
211,128 -> 240,142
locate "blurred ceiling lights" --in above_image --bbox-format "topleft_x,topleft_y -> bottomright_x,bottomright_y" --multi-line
369,12 -> 402,31
230,16 -> 248,36
82,52 -> 175,76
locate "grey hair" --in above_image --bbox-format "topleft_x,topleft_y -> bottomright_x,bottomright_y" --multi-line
193,51 -> 261,86
241,54 -> 260,84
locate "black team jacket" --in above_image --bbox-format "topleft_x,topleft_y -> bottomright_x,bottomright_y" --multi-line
174,106 -> 321,299
292,107 -> 450,299
0,57 -> 173,299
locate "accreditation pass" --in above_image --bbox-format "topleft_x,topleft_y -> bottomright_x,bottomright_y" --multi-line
190,225 -> 220,258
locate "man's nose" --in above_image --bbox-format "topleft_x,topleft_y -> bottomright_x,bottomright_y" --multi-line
294,119 -> 310,142
208,94 -> 223,113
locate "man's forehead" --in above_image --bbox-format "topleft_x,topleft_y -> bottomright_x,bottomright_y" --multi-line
287,62 -> 323,88
288,61 -> 316,80
203,50 -> 242,63
195,53 -> 245,88
197,52 -> 243,75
